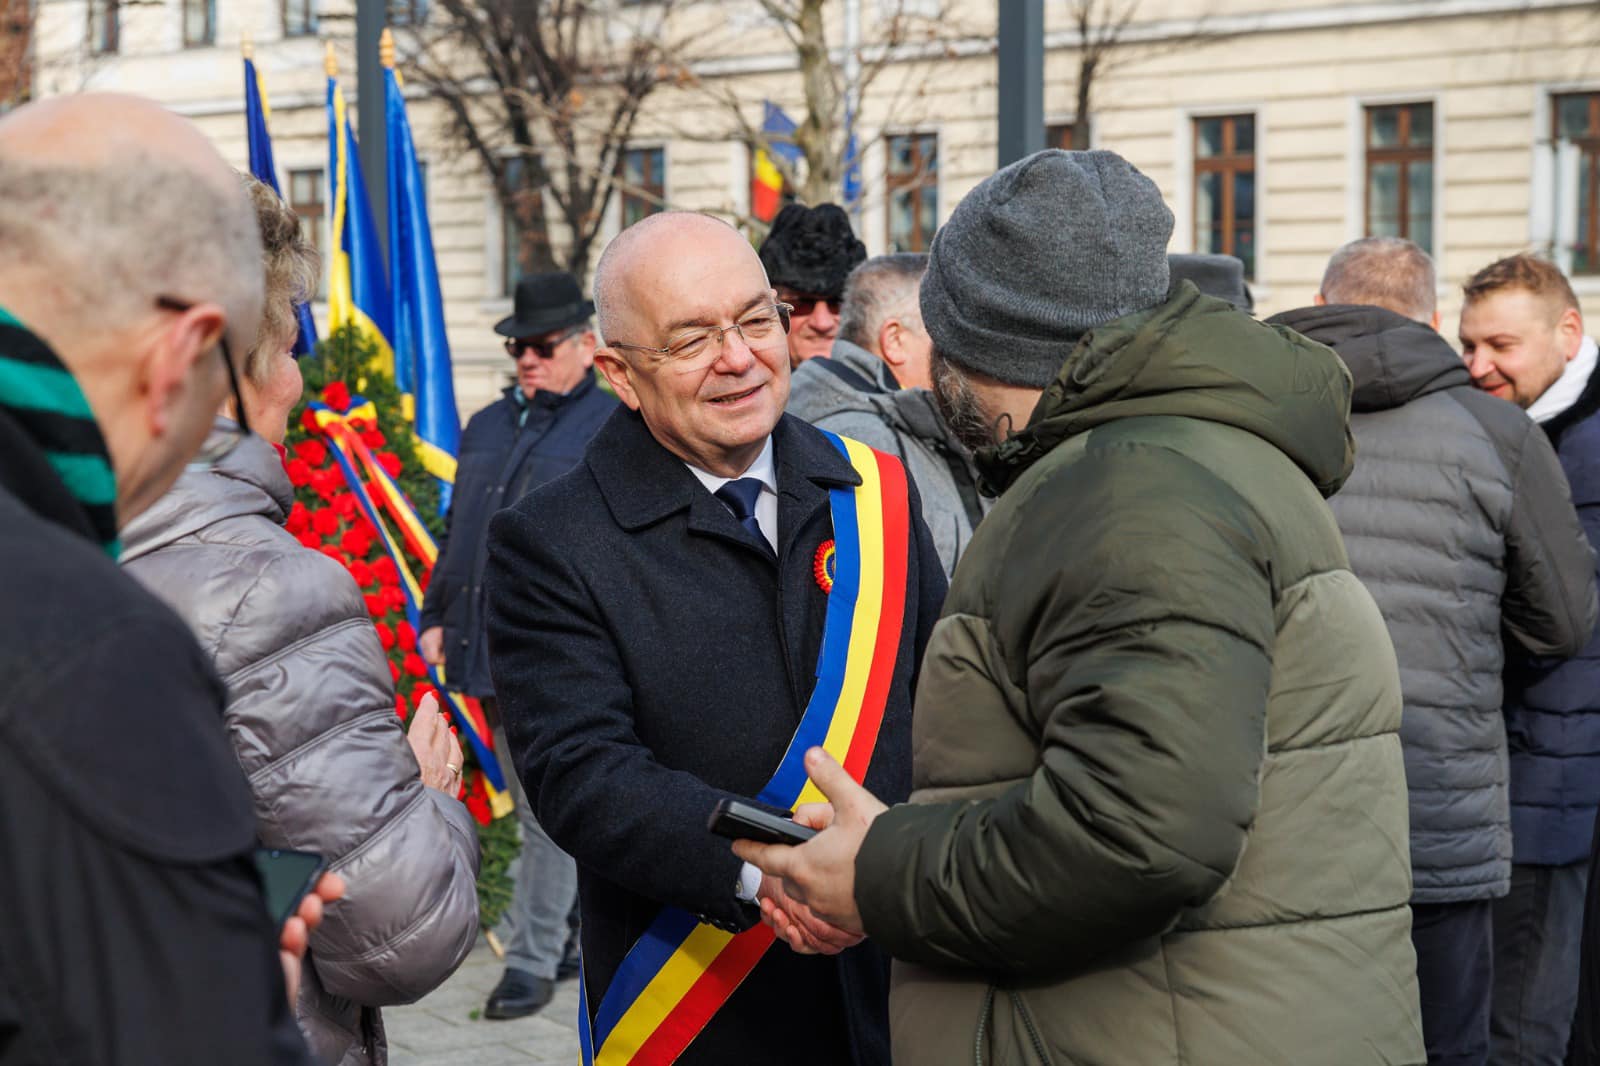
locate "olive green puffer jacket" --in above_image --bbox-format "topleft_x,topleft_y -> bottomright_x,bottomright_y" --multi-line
854,284 -> 1425,1065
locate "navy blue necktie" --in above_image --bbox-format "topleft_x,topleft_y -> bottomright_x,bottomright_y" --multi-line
715,478 -> 774,559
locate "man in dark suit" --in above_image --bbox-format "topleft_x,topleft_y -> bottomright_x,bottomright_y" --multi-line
484,212 -> 945,1065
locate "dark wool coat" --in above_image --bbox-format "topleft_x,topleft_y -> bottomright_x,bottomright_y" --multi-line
0,325 -> 311,1064
1504,354 -> 1600,865
484,409 -> 945,1066
1272,304 -> 1596,901
420,375 -> 615,698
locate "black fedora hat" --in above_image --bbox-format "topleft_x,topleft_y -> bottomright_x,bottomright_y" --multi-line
494,272 -> 596,338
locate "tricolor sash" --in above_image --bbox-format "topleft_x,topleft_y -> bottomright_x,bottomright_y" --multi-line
578,431 -> 912,1065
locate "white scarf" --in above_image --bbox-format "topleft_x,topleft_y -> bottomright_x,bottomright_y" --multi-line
1528,335 -> 1599,424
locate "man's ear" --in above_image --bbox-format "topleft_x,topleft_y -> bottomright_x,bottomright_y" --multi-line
1558,306 -> 1586,361
141,304 -> 225,438
878,320 -> 908,368
594,348 -> 641,410
1430,309 -> 1442,332
1314,292 -> 1328,306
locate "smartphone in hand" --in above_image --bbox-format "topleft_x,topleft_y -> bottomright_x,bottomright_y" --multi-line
707,799 -> 818,846
253,848 -> 328,928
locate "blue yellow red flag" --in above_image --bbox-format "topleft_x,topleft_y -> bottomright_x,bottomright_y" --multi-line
244,55 -> 318,357
384,60 -> 460,506
751,102 -> 801,223
326,64 -> 395,374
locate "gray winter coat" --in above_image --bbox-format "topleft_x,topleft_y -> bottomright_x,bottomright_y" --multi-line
1272,305 -> 1598,902
120,427 -> 482,1065
786,340 -> 986,575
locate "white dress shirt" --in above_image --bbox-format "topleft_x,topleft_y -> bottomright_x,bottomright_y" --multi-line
685,437 -> 779,902
684,436 -> 778,555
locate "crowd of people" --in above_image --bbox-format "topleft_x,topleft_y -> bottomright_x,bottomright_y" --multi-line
6,88 -> 1600,1066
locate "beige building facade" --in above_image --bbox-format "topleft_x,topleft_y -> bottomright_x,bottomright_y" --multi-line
29,0 -> 1600,417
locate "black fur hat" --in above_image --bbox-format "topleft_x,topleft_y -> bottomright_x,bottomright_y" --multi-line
758,203 -> 867,299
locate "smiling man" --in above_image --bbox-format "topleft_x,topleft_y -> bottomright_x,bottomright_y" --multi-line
419,269 -> 615,1021
483,211 -> 945,1065
1460,254 -> 1600,1066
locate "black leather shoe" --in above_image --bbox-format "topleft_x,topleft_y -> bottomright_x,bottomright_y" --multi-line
483,969 -> 555,1020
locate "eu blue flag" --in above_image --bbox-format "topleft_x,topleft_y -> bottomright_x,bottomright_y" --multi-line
384,63 -> 459,506
245,56 -> 318,357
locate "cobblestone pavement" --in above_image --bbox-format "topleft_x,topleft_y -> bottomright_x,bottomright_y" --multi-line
386,937 -> 581,1065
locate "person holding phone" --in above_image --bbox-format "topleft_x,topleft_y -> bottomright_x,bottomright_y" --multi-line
119,176 -> 481,1066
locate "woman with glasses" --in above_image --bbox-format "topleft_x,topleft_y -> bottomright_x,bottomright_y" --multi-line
119,175 -> 481,1066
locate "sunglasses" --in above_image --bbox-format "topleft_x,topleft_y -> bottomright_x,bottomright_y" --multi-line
504,325 -> 587,360
155,295 -> 250,466
780,294 -> 842,318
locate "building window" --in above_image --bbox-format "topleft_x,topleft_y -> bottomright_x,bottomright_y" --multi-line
1365,102 -> 1434,255
1193,113 -> 1256,279
283,0 -> 316,37
617,147 -> 665,230
886,133 -> 937,253
1555,93 -> 1600,276
182,0 -> 215,47
88,0 -> 118,54
387,0 -> 427,25
288,168 -> 328,301
503,156 -> 552,297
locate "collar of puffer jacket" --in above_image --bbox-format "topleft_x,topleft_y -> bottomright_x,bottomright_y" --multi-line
117,419 -> 292,564
1267,303 -> 1469,413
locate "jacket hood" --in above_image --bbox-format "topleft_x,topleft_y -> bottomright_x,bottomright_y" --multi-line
1268,303 -> 1469,413
119,421 -> 292,563
788,340 -> 967,453
978,282 -> 1354,497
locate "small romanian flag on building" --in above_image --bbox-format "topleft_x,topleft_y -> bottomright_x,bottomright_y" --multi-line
752,101 -> 801,223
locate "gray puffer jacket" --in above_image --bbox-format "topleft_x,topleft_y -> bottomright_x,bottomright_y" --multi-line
120,427 -> 481,1065
787,340 -> 987,576
1272,305 -> 1597,902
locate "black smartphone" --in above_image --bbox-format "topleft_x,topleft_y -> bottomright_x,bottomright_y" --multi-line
707,799 -> 818,846
253,847 -> 327,928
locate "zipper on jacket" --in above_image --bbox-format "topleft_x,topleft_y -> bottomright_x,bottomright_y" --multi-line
974,985 -> 996,1066
974,985 -> 1058,1066
1010,990 -> 1056,1066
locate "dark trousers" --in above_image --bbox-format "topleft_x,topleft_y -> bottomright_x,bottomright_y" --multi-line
1414,899 -> 1494,1066
1492,860 -> 1589,1065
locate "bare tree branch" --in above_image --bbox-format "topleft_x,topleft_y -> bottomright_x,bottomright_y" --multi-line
399,0 -> 684,284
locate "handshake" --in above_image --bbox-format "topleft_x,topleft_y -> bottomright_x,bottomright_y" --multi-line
724,747 -> 888,956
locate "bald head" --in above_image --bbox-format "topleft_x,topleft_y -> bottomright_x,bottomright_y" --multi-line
594,212 -> 766,345
0,94 -> 267,523
0,93 -> 263,354
0,94 -> 238,189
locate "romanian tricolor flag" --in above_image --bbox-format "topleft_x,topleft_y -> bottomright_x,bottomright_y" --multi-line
325,47 -> 394,377
751,102 -> 801,224
383,40 -> 460,509
244,51 -> 318,357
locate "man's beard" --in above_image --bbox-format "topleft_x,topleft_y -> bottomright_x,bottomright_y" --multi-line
930,348 -> 1002,453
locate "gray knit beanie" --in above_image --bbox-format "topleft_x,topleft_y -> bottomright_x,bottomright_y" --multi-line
921,149 -> 1174,388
